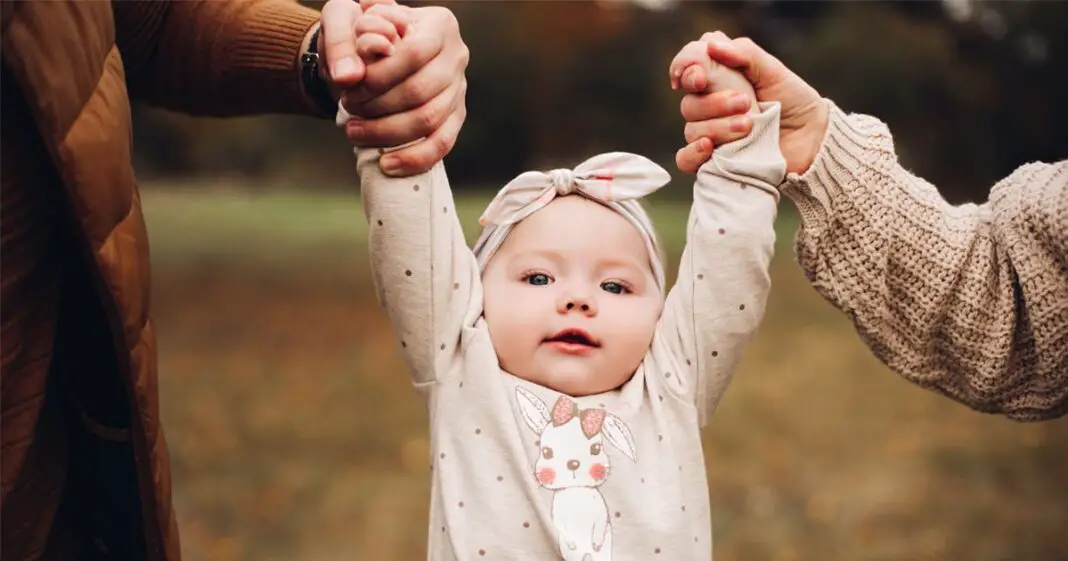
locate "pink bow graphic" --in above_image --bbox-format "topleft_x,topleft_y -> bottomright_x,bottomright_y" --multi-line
478,152 -> 671,227
551,396 -> 606,440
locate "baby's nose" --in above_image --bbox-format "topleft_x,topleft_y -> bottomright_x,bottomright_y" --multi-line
566,459 -> 581,471
557,293 -> 597,316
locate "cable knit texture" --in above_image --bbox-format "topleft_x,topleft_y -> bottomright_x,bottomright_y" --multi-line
781,100 -> 1068,421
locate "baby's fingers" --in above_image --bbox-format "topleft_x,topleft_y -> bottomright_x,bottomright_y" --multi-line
363,3 -> 412,37
358,33 -> 395,59
675,137 -> 713,175
669,40 -> 709,90
354,14 -> 402,43
679,65 -> 708,94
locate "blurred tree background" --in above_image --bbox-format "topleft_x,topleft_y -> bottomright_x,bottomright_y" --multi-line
131,0 -> 1068,202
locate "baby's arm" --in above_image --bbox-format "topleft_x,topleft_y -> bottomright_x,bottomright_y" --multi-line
655,41 -> 786,426
348,9 -> 482,387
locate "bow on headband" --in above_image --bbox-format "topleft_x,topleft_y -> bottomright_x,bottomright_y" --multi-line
472,152 -> 671,294
477,152 -> 671,227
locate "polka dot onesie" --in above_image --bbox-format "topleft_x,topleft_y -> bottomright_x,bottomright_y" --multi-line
353,104 -> 787,560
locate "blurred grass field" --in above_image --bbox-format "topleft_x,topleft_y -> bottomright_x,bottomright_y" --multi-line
142,185 -> 1068,561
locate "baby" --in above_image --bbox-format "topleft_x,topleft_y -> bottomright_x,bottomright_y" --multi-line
343,8 -> 786,560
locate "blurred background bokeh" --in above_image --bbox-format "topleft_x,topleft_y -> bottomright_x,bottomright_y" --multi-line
134,1 -> 1068,559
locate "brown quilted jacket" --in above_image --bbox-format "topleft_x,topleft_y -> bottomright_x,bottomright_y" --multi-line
1,2 -> 321,559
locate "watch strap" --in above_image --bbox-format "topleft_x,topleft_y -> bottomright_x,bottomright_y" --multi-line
300,24 -> 340,119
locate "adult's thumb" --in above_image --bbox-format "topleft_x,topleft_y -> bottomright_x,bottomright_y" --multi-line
705,37 -> 768,91
320,0 -> 365,86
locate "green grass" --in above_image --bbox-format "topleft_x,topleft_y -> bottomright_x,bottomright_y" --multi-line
142,185 -> 1068,561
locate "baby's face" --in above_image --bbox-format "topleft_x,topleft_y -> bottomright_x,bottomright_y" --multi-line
482,196 -> 663,396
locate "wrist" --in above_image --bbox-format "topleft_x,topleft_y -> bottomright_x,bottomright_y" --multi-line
794,99 -> 830,175
299,22 -> 341,118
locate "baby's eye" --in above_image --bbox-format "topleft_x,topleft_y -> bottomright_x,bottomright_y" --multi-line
601,281 -> 628,294
525,273 -> 552,286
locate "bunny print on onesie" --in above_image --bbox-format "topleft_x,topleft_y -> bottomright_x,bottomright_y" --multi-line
352,101 -> 786,560
514,387 -> 637,561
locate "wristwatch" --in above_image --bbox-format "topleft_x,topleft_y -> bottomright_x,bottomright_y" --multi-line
300,24 -> 340,118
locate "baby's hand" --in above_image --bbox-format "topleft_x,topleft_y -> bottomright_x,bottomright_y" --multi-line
353,3 -> 412,61
669,37 -> 759,115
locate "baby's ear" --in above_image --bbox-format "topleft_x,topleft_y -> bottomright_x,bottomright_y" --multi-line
602,415 -> 637,462
515,387 -> 550,434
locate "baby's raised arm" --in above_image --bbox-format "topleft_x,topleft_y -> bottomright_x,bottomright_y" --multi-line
655,40 -> 786,426
347,9 -> 482,389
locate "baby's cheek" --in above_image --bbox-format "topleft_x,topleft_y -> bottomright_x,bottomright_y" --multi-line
537,466 -> 557,486
589,463 -> 607,482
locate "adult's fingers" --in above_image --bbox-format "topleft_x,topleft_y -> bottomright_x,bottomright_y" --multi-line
345,49 -> 460,118
349,6 -> 461,104
683,116 -> 751,146
706,37 -> 764,87
319,0 -> 364,86
345,78 -> 465,147
379,103 -> 466,177
679,90 -> 751,122
675,137 -> 714,175
705,37 -> 753,68
344,35 -> 441,106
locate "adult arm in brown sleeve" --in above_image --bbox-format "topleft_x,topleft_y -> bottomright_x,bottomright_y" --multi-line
114,0 -> 324,118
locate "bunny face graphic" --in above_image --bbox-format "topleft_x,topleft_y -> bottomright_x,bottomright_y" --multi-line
516,387 -> 637,491
515,387 -> 638,561
537,399 -> 611,490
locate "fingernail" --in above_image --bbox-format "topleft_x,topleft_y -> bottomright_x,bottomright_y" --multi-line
381,156 -> 401,174
730,93 -> 750,112
334,57 -> 358,79
698,138 -> 712,152
346,121 -> 364,139
730,116 -> 750,132
712,40 -> 732,52
684,67 -> 698,90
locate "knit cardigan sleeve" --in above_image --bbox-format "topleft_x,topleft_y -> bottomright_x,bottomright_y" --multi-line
114,0 -> 322,117
781,99 -> 1068,422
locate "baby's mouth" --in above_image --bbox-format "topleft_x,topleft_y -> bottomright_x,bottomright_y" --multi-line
544,329 -> 601,349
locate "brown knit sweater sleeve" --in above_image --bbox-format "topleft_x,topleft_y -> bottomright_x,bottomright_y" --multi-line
114,0 -> 322,117
780,100 -> 1068,422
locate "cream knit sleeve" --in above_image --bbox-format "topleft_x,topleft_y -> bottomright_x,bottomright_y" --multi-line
781,100 -> 1068,421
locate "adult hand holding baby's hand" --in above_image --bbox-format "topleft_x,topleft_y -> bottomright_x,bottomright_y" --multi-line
325,0 -> 469,177
669,38 -> 761,173
674,31 -> 828,175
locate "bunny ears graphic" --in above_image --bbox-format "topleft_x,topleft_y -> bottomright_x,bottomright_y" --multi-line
515,387 -> 638,462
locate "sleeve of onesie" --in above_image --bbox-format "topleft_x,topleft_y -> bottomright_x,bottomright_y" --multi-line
655,102 -> 786,427
356,147 -> 483,388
